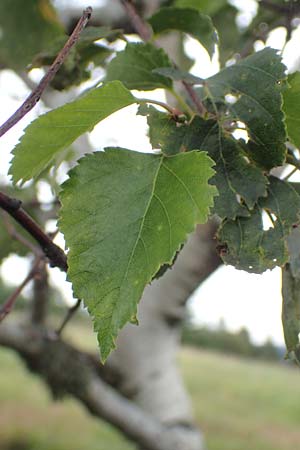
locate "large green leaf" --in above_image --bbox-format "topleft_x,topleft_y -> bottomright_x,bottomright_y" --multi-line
106,43 -> 173,91
148,7 -> 217,58
183,117 -> 268,219
59,148 -> 217,360
283,72 -> 300,149
0,0 -> 64,69
218,176 -> 300,273
10,82 -> 136,184
205,48 -> 287,169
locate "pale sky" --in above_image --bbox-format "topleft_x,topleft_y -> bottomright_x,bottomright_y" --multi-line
1,0 -> 300,347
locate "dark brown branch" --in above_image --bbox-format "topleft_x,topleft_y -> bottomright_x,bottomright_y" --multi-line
0,192 -> 67,272
0,258 -> 42,322
56,299 -> 82,336
0,322 -> 203,450
120,1 -> 152,41
0,7 -> 92,138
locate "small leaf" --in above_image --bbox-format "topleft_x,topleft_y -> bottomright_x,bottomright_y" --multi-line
138,105 -> 187,155
148,7 -> 217,58
283,72 -> 300,149
282,265 -> 300,362
10,82 -> 136,184
106,42 -> 173,91
183,117 -> 268,219
205,48 -> 287,169
59,148 -> 217,360
218,176 -> 300,273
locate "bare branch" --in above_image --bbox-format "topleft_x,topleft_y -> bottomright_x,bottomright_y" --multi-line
0,7 -> 93,138
0,257 -> 42,322
2,212 -> 43,256
56,299 -> 82,336
0,321 -> 205,450
0,192 -> 67,272
120,0 -> 152,41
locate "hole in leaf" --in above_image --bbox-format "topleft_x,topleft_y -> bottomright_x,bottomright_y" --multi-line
236,194 -> 242,204
225,93 -> 239,105
262,210 -> 276,230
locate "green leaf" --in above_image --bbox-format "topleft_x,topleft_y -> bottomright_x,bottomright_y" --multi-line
283,72 -> 300,148
282,265 -> 300,363
218,176 -> 300,273
59,148 -> 217,360
0,0 -> 64,69
148,7 -> 217,58
106,42 -> 173,91
10,82 -> 136,184
138,105 -> 187,155
206,48 -> 287,169
183,117 -> 268,219
0,185 -> 42,262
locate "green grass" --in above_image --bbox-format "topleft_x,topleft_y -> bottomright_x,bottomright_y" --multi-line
1,333 -> 300,450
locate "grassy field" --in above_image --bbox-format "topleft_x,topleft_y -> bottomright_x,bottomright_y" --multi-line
1,337 -> 300,450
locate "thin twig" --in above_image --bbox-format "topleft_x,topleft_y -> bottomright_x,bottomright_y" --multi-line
138,98 -> 182,116
2,212 -> 43,256
0,192 -> 67,272
121,0 -> 152,41
182,81 -> 206,116
0,257 -> 42,323
0,7 -> 92,138
56,299 -> 82,336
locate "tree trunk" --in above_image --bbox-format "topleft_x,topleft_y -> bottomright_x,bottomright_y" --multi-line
109,222 -> 221,449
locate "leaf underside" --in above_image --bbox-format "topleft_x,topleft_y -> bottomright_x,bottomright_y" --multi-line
148,7 -> 217,58
106,42 -> 173,91
59,148 -> 217,360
